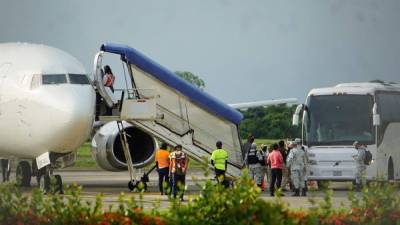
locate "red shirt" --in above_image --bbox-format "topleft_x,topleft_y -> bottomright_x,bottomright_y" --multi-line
103,73 -> 115,87
267,150 -> 284,169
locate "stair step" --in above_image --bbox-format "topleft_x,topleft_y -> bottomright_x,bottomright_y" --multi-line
98,116 -> 121,122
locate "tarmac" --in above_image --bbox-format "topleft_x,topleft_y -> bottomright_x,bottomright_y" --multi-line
14,169 -> 354,210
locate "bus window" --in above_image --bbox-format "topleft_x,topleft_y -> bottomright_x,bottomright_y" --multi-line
42,74 -> 67,85
305,95 -> 374,146
69,74 -> 90,85
377,92 -> 400,122
376,92 -> 400,145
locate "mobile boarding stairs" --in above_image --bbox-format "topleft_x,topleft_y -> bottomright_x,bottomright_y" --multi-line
94,43 -> 244,190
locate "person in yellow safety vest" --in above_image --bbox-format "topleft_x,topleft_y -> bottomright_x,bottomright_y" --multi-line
210,141 -> 229,188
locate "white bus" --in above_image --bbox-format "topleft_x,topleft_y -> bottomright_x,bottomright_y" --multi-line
293,82 -> 400,183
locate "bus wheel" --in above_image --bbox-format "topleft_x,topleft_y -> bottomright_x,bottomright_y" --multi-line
388,158 -> 394,181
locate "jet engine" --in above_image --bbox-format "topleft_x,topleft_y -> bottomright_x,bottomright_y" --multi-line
91,121 -> 158,171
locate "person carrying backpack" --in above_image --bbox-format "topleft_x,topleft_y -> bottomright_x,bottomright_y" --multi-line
169,145 -> 189,200
352,141 -> 370,191
245,143 -> 264,188
242,134 -> 255,161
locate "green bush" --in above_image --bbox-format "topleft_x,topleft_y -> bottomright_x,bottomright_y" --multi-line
0,173 -> 399,225
165,171 -> 294,225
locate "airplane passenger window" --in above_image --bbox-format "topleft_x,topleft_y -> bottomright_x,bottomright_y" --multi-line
69,74 -> 90,84
42,74 -> 67,85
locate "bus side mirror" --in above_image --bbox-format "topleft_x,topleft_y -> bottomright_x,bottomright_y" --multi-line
373,114 -> 381,126
373,103 -> 381,126
293,114 -> 299,126
292,104 -> 304,126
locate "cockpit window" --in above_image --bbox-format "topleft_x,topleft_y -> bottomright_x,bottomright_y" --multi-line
69,74 -> 90,85
42,74 -> 67,85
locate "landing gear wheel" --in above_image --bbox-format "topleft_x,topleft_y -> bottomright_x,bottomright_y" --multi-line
128,180 -> 135,191
388,158 -> 394,181
140,182 -> 148,192
1,159 -> 11,182
128,180 -> 148,192
38,174 -> 50,194
52,174 -> 63,194
16,161 -> 31,187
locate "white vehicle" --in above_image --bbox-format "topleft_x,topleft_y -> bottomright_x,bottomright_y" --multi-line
293,82 -> 400,182
0,43 -> 96,191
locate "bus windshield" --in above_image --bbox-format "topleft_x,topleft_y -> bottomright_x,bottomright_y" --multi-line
304,95 -> 374,146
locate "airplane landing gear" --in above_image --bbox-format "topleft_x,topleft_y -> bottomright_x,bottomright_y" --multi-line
53,174 -> 63,194
1,159 -> 11,182
128,165 -> 156,192
37,166 -> 63,194
16,161 -> 31,187
38,171 -> 50,193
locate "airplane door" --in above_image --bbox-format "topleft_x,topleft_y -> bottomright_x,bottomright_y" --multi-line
93,51 -> 114,108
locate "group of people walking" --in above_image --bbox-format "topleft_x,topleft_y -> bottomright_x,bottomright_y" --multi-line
155,143 -> 189,201
154,137 -> 370,199
155,141 -> 231,200
243,135 -> 308,197
155,138 -> 308,198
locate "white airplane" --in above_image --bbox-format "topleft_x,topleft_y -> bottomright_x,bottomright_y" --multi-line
0,43 -> 96,192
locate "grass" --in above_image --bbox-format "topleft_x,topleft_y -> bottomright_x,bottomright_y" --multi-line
254,139 -> 280,146
70,142 -> 99,169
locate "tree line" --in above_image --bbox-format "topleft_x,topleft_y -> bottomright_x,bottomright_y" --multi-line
239,105 -> 301,139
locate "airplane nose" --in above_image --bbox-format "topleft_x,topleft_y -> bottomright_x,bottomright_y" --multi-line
49,86 -> 96,151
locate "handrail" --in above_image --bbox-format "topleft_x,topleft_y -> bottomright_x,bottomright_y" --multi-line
113,88 -> 158,100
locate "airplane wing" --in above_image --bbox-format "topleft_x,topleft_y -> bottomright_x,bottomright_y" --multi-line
229,98 -> 298,110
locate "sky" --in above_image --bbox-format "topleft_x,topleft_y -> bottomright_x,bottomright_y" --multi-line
1,0 -> 399,103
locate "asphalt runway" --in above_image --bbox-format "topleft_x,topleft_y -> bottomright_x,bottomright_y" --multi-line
13,169 -> 355,210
